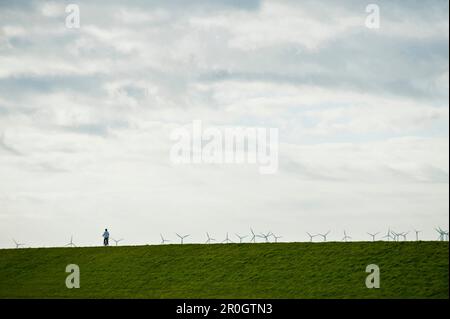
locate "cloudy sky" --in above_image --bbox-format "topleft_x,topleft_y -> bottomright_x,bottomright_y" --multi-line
0,0 -> 448,247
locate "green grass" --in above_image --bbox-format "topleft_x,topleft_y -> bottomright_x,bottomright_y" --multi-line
0,242 -> 448,299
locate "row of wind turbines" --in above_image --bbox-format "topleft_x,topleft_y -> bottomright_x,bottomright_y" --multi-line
159,227 -> 449,245
10,227 -> 449,248
164,230 -> 282,245
11,236 -> 124,248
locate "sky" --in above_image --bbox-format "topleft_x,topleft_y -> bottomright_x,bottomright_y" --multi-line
0,0 -> 448,248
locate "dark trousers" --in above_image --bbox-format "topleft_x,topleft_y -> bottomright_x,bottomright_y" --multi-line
104,237 -> 109,246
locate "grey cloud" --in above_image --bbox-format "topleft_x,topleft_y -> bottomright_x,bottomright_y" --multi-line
0,0 -> 447,106
0,75 -> 108,96
0,133 -> 23,155
197,31 -> 448,103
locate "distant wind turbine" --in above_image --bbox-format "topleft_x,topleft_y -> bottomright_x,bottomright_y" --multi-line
400,231 -> 409,241
435,228 -> 444,241
272,233 -> 282,243
257,232 -> 272,243
414,230 -> 421,241
112,238 -> 124,246
250,229 -> 257,243
222,233 -> 233,244
318,231 -> 331,242
205,233 -> 216,244
306,232 -> 317,242
382,228 -> 393,242
160,234 -> 170,245
235,233 -> 247,243
65,236 -> 76,247
13,239 -> 24,249
367,232 -> 380,242
342,231 -> 351,242
390,230 -> 400,242
175,233 -> 190,244
435,227 -> 449,241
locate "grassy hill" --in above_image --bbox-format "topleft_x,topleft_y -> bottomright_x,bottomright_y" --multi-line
0,242 -> 448,299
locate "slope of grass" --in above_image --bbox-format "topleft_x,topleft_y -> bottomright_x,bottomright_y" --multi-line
0,242 -> 448,299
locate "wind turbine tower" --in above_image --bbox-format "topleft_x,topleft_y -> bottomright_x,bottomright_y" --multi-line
319,231 -> 331,242
235,233 -> 247,243
342,231 -> 351,242
176,233 -> 190,245
367,232 -> 380,242
160,234 -> 170,245
13,239 -> 24,249
222,233 -> 233,244
112,238 -> 124,246
205,233 -> 216,244
65,236 -> 76,247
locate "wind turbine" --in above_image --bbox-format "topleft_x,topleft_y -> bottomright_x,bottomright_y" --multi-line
65,236 -> 76,247
272,233 -> 282,243
318,231 -> 331,242
435,227 -> 449,241
222,233 -> 233,244
383,228 -> 393,242
250,229 -> 257,243
390,230 -> 400,242
367,232 -> 380,242
306,232 -> 317,242
235,233 -> 247,243
342,231 -> 351,242
175,233 -> 190,244
112,238 -> 124,246
205,232 -> 216,244
435,228 -> 444,241
12,239 -> 24,249
400,231 -> 409,241
257,232 -> 272,243
160,234 -> 170,245
414,230 -> 421,241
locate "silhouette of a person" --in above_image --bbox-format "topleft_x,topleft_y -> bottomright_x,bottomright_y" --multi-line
103,228 -> 110,246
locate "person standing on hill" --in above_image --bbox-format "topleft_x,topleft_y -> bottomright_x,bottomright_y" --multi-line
103,228 -> 110,246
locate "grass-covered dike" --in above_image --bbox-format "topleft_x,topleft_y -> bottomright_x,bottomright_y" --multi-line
0,242 -> 448,299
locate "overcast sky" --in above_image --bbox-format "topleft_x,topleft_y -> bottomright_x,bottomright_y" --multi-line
0,0 -> 448,248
